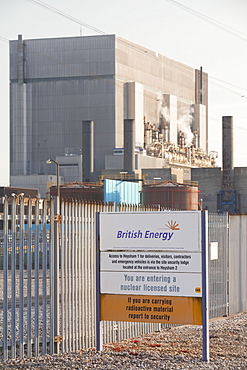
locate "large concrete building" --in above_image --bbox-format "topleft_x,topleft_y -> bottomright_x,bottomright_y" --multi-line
10,34 -> 215,196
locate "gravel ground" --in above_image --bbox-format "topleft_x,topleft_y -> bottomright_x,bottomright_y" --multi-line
1,311 -> 247,369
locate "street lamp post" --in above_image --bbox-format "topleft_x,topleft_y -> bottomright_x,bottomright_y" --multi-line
46,159 -> 61,353
46,159 -> 60,214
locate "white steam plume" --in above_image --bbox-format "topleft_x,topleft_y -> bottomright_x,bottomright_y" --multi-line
157,93 -> 170,125
177,107 -> 194,146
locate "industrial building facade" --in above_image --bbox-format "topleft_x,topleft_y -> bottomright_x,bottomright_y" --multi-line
10,33 -> 213,193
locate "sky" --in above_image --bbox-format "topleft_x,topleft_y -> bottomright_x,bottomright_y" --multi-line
1,0 -> 247,185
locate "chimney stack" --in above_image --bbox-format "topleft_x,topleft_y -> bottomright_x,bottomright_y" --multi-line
82,120 -> 94,182
124,119 -> 135,174
222,116 -> 234,190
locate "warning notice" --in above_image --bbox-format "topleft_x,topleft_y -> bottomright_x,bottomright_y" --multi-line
100,294 -> 202,325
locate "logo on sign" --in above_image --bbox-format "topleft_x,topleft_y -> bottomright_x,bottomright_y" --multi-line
117,220 -> 180,241
165,220 -> 180,230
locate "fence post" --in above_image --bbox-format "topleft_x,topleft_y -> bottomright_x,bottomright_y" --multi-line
54,196 -> 61,353
95,212 -> 102,351
11,195 -> 17,359
3,197 -> 8,360
202,210 -> 209,362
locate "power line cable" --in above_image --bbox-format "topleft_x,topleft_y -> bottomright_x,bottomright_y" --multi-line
208,116 -> 247,132
209,76 -> 247,93
209,80 -> 247,98
2,0 -> 247,98
165,0 -> 247,42
22,0 -> 247,98
25,0 -> 107,36
27,0 -> 247,43
25,0 -> 153,54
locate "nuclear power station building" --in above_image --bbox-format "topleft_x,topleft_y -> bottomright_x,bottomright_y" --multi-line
10,34 -> 247,213
9,34 -> 215,186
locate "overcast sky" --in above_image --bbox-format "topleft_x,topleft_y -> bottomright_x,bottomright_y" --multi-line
1,0 -> 247,185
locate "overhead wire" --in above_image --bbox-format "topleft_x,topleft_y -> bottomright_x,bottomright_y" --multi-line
27,0 -> 247,43
22,0 -> 247,98
209,80 -> 247,98
165,0 -> 247,43
24,0 -> 160,56
210,77 -> 247,92
208,116 -> 247,132
24,0 -> 247,75
25,0 -> 107,36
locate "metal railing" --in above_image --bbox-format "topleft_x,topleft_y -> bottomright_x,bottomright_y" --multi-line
0,199 -> 243,361
0,197 -> 159,360
208,213 -> 229,318
0,197 -> 51,359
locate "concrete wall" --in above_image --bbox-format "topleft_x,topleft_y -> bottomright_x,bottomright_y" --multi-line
191,167 -> 222,212
191,166 -> 247,213
136,155 -> 166,170
142,166 -> 191,184
57,155 -> 83,184
10,174 -> 62,198
234,167 -> 247,213
105,153 -> 166,172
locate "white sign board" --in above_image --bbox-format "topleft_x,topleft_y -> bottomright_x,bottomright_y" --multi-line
210,242 -> 218,260
100,212 -> 201,251
101,271 -> 202,297
99,211 -> 202,298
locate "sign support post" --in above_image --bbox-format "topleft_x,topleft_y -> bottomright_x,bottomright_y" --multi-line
202,210 -> 209,362
96,212 -> 102,351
